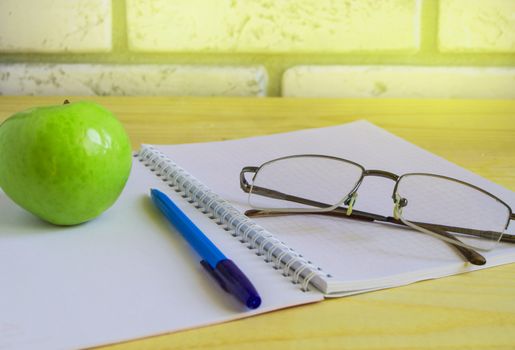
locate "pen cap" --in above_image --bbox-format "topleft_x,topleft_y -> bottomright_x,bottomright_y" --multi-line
203,259 -> 261,309
218,260 -> 262,309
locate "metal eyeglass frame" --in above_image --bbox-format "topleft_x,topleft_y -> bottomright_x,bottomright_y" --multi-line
239,154 -> 515,266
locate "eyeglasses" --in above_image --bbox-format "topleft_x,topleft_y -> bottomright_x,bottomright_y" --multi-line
239,155 -> 515,265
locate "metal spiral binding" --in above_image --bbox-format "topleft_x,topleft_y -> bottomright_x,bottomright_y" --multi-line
137,145 -> 326,292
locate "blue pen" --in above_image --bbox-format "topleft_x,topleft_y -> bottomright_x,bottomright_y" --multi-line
150,188 -> 262,309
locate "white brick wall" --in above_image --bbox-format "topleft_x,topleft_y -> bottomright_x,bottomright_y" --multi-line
0,0 -> 111,52
0,0 -> 513,97
126,0 -> 421,53
0,64 -> 268,96
282,66 -> 515,99
439,0 -> 515,53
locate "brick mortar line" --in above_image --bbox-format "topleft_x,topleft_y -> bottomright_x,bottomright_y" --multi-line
419,0 -> 439,53
111,0 -> 129,53
1,53 -> 514,64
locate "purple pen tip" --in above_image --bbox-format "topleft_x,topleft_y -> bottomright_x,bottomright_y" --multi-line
247,295 -> 261,309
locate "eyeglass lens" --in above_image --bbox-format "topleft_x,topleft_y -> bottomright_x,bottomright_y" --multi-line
395,174 -> 509,250
249,156 -> 363,210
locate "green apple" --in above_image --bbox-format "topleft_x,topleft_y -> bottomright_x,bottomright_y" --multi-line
0,100 -> 132,225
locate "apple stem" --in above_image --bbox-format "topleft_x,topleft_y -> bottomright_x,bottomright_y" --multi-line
63,99 -> 70,104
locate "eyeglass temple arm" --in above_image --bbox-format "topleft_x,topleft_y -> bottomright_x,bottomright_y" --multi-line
245,207 -> 486,265
246,205 -> 515,244
415,226 -> 486,265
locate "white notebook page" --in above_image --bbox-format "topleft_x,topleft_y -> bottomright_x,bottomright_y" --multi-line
0,154 -> 322,350
154,120 -> 515,295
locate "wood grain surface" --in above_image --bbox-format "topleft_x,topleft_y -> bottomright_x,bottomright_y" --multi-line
1,96 -> 514,350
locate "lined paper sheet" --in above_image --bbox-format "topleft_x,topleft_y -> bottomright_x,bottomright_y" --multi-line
155,120 -> 515,295
0,156 -> 322,350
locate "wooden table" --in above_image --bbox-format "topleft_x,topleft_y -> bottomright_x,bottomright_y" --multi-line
1,97 -> 515,349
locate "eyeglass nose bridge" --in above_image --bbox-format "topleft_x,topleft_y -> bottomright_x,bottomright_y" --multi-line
363,169 -> 399,181
351,169 -> 406,218
345,169 -> 399,200
361,169 -> 409,208
352,169 -> 401,205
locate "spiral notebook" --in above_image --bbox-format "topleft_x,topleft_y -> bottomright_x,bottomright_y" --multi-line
2,120 -> 515,350
138,120 -> 515,296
